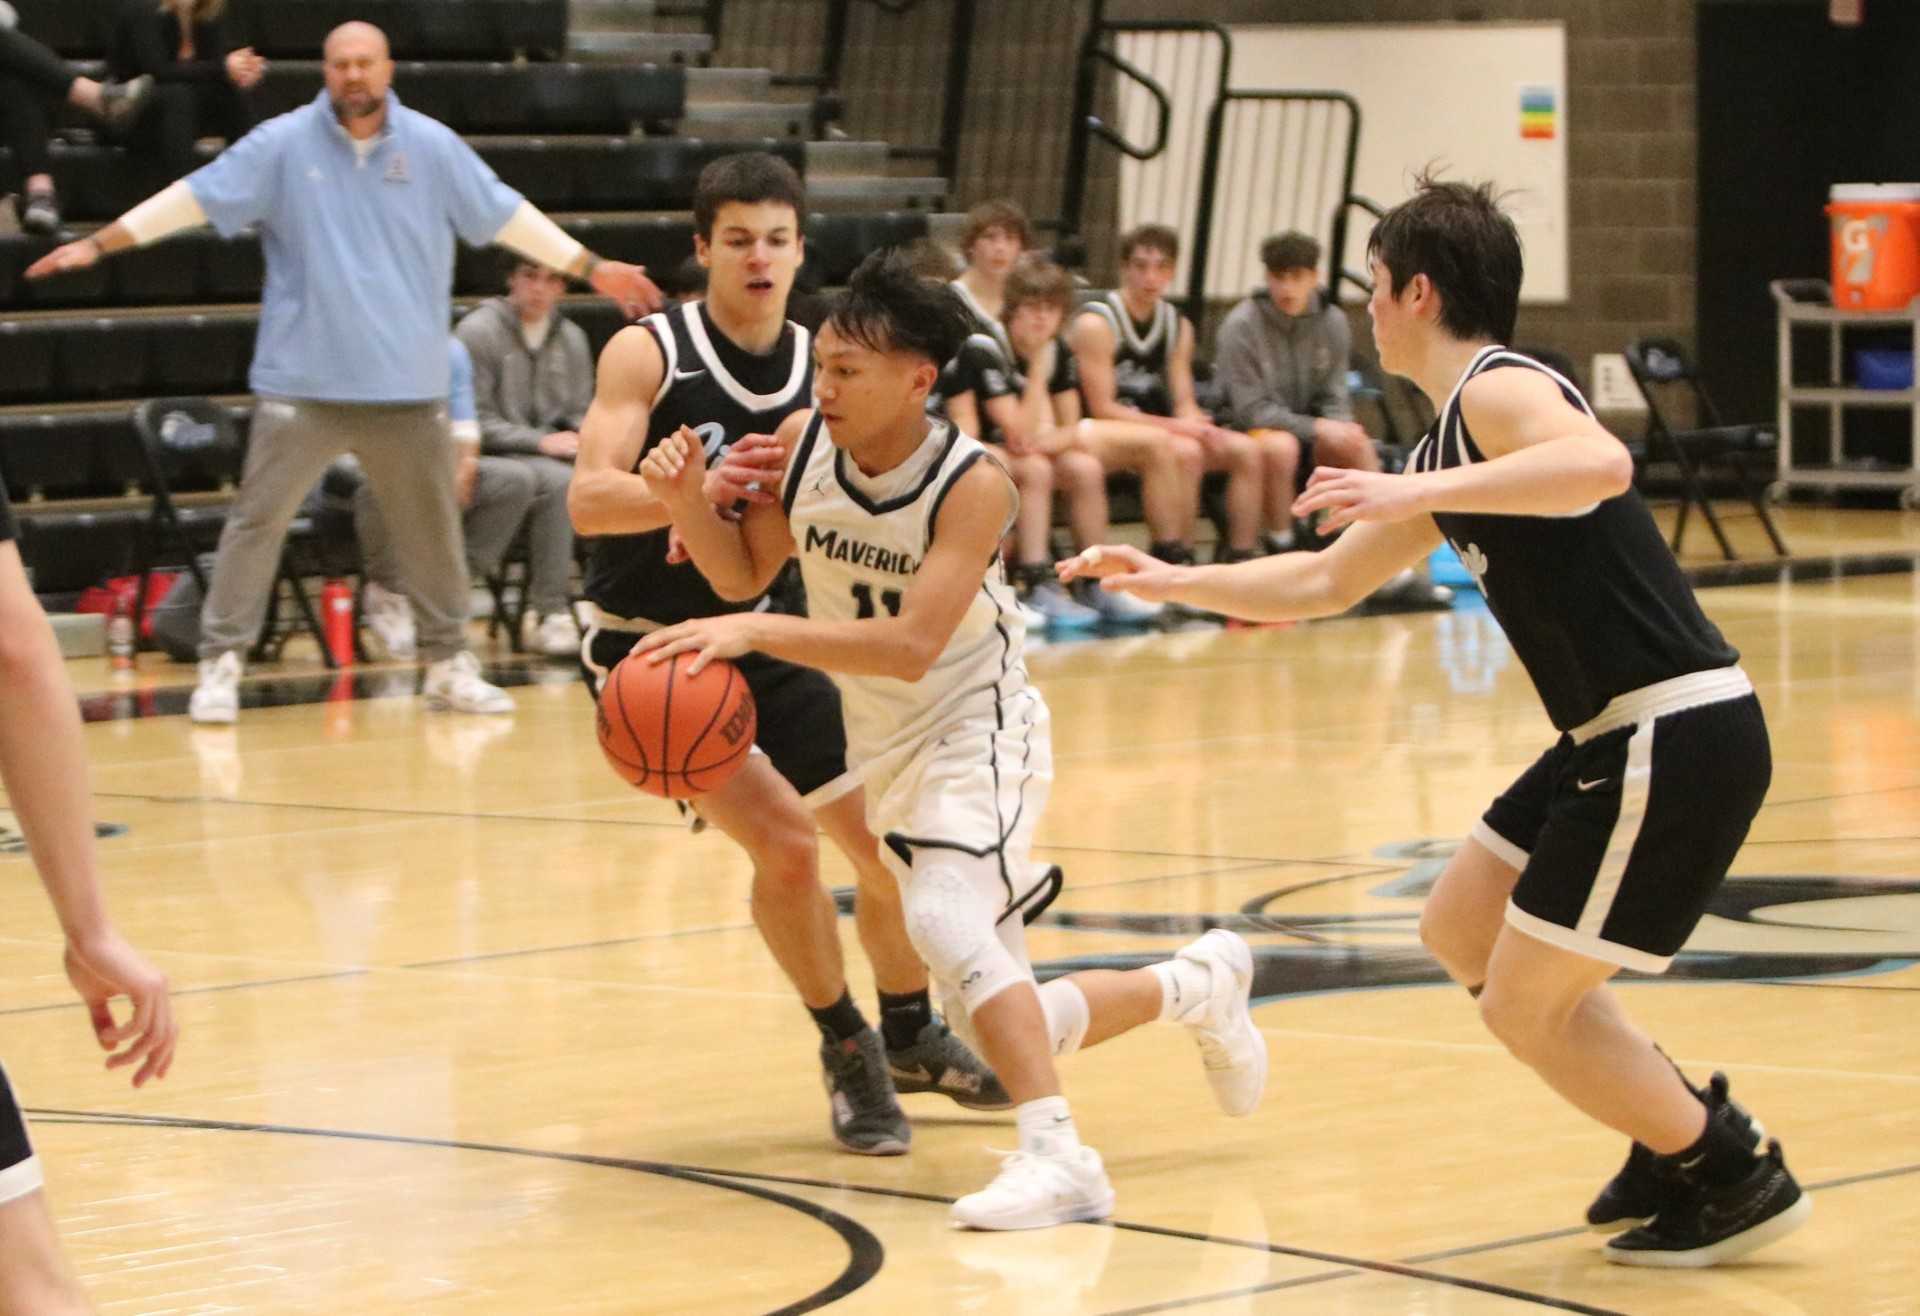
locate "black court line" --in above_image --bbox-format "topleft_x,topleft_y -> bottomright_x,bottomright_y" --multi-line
0,970 -> 368,1018
1761,782 -> 1920,810
25,1109 -> 881,1316
1743,835 -> 1920,846
1744,979 -> 1920,995
401,922 -> 757,970
92,790 -> 688,833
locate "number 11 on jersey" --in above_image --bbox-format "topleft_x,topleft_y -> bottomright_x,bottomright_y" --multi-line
851,583 -> 902,619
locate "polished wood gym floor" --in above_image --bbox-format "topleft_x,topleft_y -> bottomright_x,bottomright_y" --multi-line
6,505 -> 1919,1314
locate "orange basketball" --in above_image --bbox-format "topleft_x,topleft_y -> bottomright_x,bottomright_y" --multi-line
596,652 -> 756,799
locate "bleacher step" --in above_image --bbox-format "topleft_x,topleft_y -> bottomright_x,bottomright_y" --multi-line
685,67 -> 773,104
803,140 -> 891,179
805,176 -> 949,211
679,104 -> 810,139
570,0 -> 711,30
567,30 -> 712,63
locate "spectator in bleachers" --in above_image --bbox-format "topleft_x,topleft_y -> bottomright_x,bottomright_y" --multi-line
108,0 -> 264,183
26,20 -> 661,723
950,198 -> 1027,330
1215,230 -> 1378,552
355,338 -> 536,661
666,253 -> 707,304
945,259 -> 1164,625
0,22 -> 152,233
454,257 -> 592,655
1070,224 -> 1265,565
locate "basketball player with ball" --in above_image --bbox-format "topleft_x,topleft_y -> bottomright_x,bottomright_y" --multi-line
634,251 -> 1269,1231
569,152 -> 1004,1157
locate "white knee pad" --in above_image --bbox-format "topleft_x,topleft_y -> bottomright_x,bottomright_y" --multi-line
906,863 -> 1026,1016
1038,977 -> 1090,1057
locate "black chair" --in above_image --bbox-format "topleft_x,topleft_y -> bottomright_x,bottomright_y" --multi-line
130,397 -> 336,665
1625,338 -> 1788,560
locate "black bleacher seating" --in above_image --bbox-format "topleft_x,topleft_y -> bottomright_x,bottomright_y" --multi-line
4,212 -> 938,314
18,0 -> 569,62
0,313 -> 255,406
249,63 -> 687,135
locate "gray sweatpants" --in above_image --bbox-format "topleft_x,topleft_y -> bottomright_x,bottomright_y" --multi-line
198,398 -> 470,662
354,455 -> 535,593
506,453 -> 576,617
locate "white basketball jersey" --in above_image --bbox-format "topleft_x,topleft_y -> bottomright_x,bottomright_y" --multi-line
781,413 -> 1033,772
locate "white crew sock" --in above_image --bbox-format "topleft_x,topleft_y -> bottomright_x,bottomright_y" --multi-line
1015,1095 -> 1081,1158
1148,957 -> 1213,1023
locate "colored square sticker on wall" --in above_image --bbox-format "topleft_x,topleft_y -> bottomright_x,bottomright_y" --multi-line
1520,84 -> 1557,140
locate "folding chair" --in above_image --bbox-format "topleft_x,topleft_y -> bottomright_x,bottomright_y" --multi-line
129,397 -> 337,666
1625,339 -> 1788,560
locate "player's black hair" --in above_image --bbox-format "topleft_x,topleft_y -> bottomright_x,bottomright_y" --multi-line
1367,169 -> 1522,343
692,151 -> 806,240
825,249 -> 974,367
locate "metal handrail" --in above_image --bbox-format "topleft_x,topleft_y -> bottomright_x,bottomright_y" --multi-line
1188,88 -> 1361,312
1060,14 -> 1233,250
1083,49 -> 1173,161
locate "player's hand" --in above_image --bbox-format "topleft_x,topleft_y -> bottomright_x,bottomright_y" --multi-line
25,239 -> 102,280
632,614 -> 756,675
1291,465 -> 1426,532
704,432 -> 786,507
639,427 -> 709,508
1162,415 -> 1212,441
1055,544 -> 1191,602
588,260 -> 664,319
64,929 -> 176,1088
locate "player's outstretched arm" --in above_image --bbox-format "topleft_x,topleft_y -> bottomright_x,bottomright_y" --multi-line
0,544 -> 175,1087
637,454 -> 1010,680
1297,371 -> 1631,533
1060,512 -> 1438,623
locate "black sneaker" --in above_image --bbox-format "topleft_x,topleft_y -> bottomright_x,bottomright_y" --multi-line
17,190 -> 60,237
819,1027 -> 910,1156
97,74 -> 154,131
886,1018 -> 1012,1111
1587,1072 -> 1765,1233
1604,1140 -> 1810,1268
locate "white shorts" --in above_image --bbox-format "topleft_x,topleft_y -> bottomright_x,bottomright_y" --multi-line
865,693 -> 1052,916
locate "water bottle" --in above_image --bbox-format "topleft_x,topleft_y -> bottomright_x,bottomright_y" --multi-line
322,579 -> 355,666
107,593 -> 135,671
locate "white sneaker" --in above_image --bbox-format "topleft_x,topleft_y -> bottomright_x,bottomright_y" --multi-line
1173,929 -> 1268,1117
1014,598 -> 1048,632
530,608 -> 581,657
1025,580 -> 1101,629
1086,581 -> 1164,624
949,1146 -> 1115,1231
422,650 -> 514,715
188,650 -> 242,725
362,582 -> 416,660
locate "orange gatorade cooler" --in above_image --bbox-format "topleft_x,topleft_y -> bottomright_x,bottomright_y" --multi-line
1827,184 -> 1920,310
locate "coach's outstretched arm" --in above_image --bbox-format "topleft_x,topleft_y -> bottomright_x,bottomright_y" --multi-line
25,177 -> 660,317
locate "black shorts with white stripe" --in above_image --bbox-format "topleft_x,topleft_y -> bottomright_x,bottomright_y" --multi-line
1475,684 -> 1770,973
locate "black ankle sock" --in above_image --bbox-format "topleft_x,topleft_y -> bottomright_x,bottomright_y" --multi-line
809,990 -> 868,1044
1664,1104 -> 1759,1187
1148,540 -> 1194,565
1013,561 -> 1053,591
877,988 -> 933,1050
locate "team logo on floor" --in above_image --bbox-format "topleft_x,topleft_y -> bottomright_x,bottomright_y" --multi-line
0,810 -> 126,854
1022,838 -> 1920,1000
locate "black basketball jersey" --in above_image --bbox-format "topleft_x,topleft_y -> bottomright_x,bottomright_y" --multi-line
583,302 -> 813,626
929,279 -> 1016,421
949,332 -> 1078,445
1408,346 -> 1738,731
1082,290 -> 1178,416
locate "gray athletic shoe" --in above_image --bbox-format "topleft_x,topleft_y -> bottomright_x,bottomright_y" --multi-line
97,74 -> 153,130
887,1018 -> 1012,1111
821,1028 -> 910,1155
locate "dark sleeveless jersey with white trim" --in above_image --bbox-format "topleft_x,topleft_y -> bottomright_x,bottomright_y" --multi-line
583,301 -> 813,626
1408,345 -> 1737,731
1082,291 -> 1179,416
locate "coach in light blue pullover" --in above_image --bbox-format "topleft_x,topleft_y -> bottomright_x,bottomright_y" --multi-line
26,20 -> 661,724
